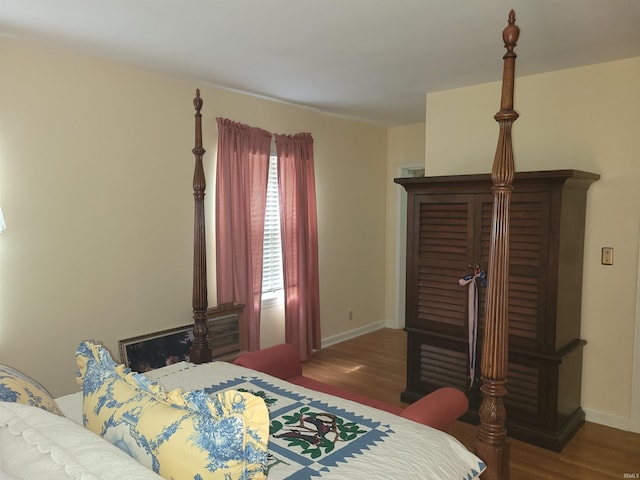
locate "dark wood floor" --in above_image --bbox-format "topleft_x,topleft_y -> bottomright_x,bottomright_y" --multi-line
301,328 -> 640,480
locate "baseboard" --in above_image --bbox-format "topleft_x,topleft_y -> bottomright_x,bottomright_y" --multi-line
583,407 -> 631,431
321,321 -> 386,349
384,318 -> 402,329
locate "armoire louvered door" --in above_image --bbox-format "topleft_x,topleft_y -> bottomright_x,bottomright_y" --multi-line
406,194 -> 476,337
396,170 -> 599,452
404,194 -> 479,396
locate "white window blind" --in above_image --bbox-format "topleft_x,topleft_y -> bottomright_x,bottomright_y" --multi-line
262,155 -> 283,296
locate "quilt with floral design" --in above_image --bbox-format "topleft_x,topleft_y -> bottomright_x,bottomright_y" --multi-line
146,361 -> 485,480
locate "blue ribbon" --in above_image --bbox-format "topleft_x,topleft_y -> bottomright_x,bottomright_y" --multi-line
459,269 -> 486,388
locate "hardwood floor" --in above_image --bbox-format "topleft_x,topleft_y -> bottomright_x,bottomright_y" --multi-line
302,328 -> 640,479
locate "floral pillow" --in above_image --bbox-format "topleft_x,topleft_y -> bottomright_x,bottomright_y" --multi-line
0,364 -> 63,416
76,341 -> 268,480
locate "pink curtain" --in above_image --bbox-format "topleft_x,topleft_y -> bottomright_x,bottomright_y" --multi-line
275,133 -> 321,361
215,118 -> 272,351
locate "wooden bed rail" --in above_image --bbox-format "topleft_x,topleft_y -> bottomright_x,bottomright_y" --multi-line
189,89 -> 212,364
475,10 -> 519,480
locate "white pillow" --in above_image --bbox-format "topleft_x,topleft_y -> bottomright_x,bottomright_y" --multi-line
54,391 -> 83,425
0,402 -> 163,480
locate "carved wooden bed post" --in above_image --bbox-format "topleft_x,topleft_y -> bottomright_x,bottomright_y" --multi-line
475,10 -> 519,480
189,89 -> 212,364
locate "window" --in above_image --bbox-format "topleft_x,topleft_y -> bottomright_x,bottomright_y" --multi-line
261,155 -> 283,306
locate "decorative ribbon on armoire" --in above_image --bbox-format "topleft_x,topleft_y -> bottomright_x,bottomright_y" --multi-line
458,266 -> 486,388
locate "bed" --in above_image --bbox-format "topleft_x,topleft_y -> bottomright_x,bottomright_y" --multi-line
0,10 -> 519,480
185,10 -> 519,479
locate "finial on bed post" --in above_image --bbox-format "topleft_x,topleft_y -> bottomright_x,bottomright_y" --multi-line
190,88 -> 212,364
475,11 -> 519,480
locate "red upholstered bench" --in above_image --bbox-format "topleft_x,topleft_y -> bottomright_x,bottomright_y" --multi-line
233,343 -> 468,432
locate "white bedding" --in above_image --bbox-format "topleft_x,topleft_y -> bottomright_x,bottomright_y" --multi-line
0,402 -> 162,480
146,361 -> 485,480
54,392 -> 83,425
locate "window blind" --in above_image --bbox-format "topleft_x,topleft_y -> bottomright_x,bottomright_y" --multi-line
262,156 -> 283,294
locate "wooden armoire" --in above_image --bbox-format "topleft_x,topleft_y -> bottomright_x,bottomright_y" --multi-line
395,170 -> 599,451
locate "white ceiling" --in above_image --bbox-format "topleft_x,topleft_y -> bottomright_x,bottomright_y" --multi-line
1,1 -> 639,126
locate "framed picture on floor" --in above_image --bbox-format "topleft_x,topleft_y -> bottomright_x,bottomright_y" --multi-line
118,325 -> 194,372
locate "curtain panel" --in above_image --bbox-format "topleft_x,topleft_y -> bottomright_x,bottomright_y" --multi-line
215,118 -> 272,351
275,133 -> 321,361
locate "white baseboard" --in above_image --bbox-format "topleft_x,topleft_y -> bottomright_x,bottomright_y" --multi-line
583,407 -> 631,431
321,321 -> 386,349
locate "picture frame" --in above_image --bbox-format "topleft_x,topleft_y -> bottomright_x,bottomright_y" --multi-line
119,324 -> 194,372
118,303 -> 245,373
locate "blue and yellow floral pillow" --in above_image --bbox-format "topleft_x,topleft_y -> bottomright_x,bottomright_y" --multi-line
76,341 -> 269,480
0,364 -> 63,415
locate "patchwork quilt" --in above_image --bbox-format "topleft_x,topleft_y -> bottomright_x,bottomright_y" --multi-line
146,361 -> 485,480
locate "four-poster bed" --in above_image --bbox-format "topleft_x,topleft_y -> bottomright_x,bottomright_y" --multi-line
187,10 -> 521,479
475,10 -> 519,479
189,89 -> 212,365
0,10 -> 525,480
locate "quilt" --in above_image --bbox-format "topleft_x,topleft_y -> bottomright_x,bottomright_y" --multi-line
146,361 -> 485,480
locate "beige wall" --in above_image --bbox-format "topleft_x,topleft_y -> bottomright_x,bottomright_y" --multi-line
0,36 -> 388,396
424,57 -> 640,428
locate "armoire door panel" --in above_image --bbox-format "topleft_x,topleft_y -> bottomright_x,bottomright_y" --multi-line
414,263 -> 468,331
418,343 -> 468,391
407,194 -> 475,333
508,197 -> 549,270
405,332 -> 470,391
508,275 -> 541,340
505,361 -> 540,424
415,194 -> 474,263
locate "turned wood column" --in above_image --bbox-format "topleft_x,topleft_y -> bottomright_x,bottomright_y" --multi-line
190,89 -> 212,363
476,10 -> 519,480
